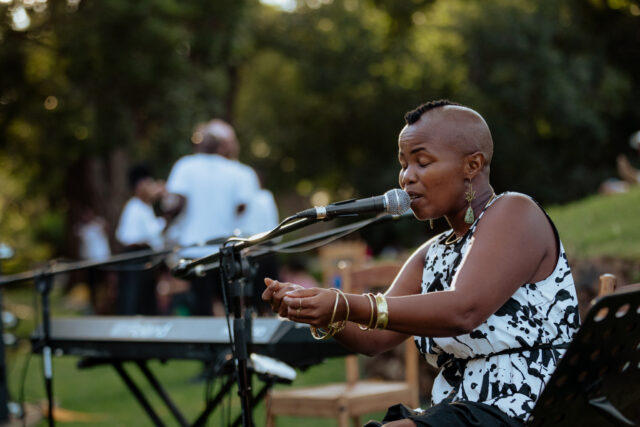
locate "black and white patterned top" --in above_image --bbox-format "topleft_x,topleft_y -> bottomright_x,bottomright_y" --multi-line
414,192 -> 580,422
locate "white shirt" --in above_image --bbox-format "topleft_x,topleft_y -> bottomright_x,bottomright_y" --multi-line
165,153 -> 259,258
237,189 -> 279,237
77,218 -> 111,260
116,197 -> 166,250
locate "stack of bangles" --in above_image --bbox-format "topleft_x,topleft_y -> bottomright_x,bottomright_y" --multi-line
310,290 -> 389,340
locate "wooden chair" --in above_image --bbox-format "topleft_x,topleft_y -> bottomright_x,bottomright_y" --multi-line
596,273 -> 617,297
317,241 -> 368,288
596,272 -> 640,296
265,260 -> 420,427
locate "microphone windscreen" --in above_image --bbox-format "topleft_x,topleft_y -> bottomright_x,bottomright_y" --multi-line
385,189 -> 411,215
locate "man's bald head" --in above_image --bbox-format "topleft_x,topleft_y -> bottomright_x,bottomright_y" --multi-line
191,119 -> 240,158
403,100 -> 494,170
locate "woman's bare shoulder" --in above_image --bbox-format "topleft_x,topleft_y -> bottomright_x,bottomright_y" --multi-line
477,192 -> 555,255
485,192 -> 547,224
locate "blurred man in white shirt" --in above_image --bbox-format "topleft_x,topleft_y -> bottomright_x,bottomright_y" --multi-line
165,120 -> 259,318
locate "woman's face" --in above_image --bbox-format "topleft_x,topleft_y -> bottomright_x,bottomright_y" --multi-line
398,118 -> 467,221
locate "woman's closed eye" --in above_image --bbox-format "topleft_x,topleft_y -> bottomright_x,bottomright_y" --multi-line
416,156 -> 432,167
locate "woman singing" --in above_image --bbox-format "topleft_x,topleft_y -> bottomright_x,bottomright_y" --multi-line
262,100 -> 580,426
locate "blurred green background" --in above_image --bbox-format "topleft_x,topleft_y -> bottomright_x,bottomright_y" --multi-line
2,0 -> 640,267
1,0 -> 640,425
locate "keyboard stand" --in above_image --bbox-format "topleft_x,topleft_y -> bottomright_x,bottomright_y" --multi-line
77,356 -> 284,427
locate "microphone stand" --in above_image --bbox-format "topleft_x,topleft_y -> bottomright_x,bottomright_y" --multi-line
176,216 -> 325,427
208,217 -> 318,427
36,272 -> 54,426
174,212 -> 413,427
219,245 -> 254,427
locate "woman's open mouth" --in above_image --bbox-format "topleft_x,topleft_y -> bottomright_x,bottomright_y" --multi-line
408,192 -> 422,207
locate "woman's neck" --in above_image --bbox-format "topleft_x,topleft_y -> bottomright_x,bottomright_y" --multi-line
445,185 -> 495,238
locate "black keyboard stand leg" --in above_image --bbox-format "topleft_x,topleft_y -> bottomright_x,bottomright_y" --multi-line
192,373 -> 235,427
231,378 -> 276,427
112,361 -> 165,427
136,361 -> 190,427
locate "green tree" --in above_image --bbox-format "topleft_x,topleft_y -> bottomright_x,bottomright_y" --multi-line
0,0 -> 251,266
238,0 -> 640,209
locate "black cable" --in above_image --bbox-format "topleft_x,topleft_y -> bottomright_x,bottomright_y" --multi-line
209,376 -> 219,427
225,380 -> 231,427
218,250 -> 234,427
219,250 -> 235,368
204,372 -> 212,427
32,284 -> 40,338
18,349 -> 32,427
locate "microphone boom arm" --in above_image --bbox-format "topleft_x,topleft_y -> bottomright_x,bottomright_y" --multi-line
172,215 -> 320,278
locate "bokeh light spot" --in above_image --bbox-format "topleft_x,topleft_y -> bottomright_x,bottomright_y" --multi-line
44,96 -> 58,110
74,126 -> 89,140
191,131 -> 203,145
311,190 -> 330,207
251,139 -> 271,158
296,180 -> 313,196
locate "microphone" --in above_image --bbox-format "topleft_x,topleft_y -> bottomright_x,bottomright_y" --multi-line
294,188 -> 411,219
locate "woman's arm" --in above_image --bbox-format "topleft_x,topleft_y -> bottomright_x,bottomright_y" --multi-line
381,194 -> 557,337
267,194 -> 557,353
265,238 -> 431,355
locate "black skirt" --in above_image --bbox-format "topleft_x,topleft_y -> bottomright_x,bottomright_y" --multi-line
363,401 -> 525,427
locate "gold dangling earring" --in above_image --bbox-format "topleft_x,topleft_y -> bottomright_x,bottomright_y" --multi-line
429,219 -> 434,230
464,180 -> 476,224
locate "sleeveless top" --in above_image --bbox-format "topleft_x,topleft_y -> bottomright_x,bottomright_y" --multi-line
413,192 -> 580,422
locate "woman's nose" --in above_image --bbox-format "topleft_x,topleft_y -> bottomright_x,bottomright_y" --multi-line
400,166 -> 417,187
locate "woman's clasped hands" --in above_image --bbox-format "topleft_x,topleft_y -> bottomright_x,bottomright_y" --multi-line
262,277 -> 344,329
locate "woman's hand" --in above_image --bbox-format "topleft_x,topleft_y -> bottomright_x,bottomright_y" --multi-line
262,278 -> 305,317
263,278 -> 341,326
282,287 -> 342,327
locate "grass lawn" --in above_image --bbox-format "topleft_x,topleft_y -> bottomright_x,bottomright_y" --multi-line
546,186 -> 640,262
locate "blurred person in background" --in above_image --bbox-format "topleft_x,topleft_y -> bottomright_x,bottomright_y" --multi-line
212,122 -> 279,315
263,100 -> 580,426
237,170 -> 281,316
278,257 -> 319,290
115,164 -> 167,315
165,119 -> 259,318
599,130 -> 640,195
616,130 -> 640,185
73,206 -> 113,313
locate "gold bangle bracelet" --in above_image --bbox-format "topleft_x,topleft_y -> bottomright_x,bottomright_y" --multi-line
328,290 -> 340,325
374,293 -> 389,330
309,325 -> 329,340
310,290 -> 342,340
327,288 -> 348,335
331,288 -> 350,322
358,293 -> 375,330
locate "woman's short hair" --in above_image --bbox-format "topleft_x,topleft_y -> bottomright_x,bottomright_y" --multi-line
404,99 -> 460,125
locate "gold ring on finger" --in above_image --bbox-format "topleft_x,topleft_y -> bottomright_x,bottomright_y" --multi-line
296,307 -> 301,317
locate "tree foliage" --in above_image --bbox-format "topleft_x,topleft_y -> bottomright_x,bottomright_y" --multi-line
238,0 -> 640,206
1,0 -> 639,264
0,0 -> 250,267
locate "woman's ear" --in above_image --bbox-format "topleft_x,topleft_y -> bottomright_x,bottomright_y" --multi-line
464,152 -> 486,179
